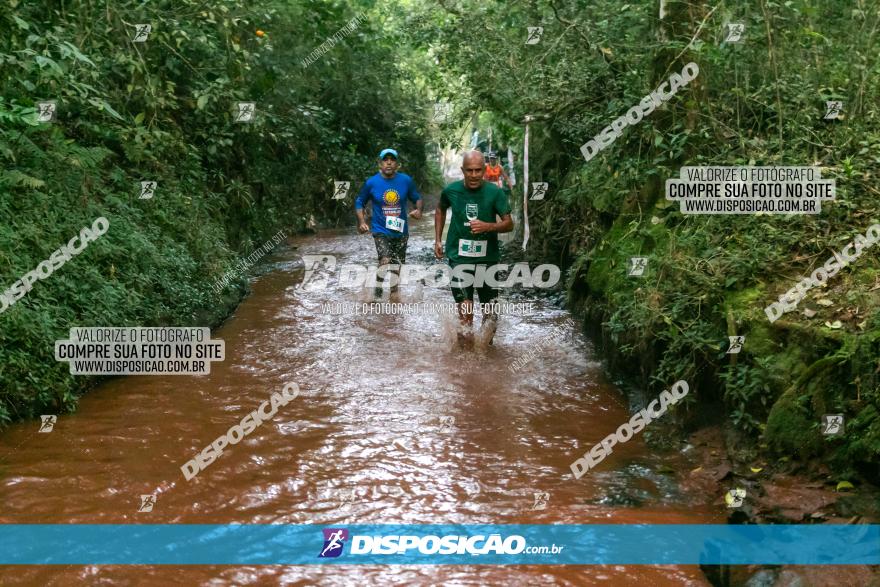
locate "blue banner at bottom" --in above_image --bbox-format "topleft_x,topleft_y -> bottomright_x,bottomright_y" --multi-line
0,524 -> 877,565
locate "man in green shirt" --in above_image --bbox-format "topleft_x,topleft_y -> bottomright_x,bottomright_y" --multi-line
434,150 -> 514,347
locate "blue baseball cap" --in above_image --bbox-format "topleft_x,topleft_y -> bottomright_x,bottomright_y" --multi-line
378,148 -> 398,160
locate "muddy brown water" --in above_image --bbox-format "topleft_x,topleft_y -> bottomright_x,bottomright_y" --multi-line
0,220 -> 722,585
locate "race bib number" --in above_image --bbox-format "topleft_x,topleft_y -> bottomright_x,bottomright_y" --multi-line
458,239 -> 487,257
385,216 -> 405,232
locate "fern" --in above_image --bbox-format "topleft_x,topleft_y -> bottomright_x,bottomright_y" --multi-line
0,169 -> 45,188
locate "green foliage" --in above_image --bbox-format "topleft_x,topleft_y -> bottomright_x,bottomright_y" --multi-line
0,0 -> 432,423
719,358 -> 779,434
420,0 -> 880,474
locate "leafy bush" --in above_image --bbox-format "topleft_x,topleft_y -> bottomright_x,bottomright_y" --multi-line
0,0 -> 433,423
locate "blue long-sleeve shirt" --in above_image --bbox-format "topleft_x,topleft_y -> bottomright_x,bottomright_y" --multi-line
355,172 -> 421,237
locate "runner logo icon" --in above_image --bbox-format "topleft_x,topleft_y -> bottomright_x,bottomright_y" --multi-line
319,528 -> 349,558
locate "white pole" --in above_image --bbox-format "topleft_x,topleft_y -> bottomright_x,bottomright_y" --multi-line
507,146 -> 516,186
522,116 -> 530,251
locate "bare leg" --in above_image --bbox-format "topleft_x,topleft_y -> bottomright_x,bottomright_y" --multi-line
388,262 -> 401,298
478,310 -> 498,346
457,299 -> 475,348
375,257 -> 391,298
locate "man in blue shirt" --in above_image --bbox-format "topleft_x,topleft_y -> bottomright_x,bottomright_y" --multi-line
355,148 -> 422,296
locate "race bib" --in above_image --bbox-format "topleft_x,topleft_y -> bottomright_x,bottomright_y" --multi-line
385,216 -> 405,232
458,239 -> 487,257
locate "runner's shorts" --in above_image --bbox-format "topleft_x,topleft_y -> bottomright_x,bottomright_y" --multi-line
449,262 -> 499,306
372,234 -> 408,264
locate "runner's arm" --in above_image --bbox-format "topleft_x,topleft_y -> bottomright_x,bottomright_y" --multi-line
408,179 -> 423,218
356,208 -> 369,233
434,193 -> 450,258
500,167 -> 513,189
469,213 -> 513,235
355,181 -> 370,233
470,187 -> 513,234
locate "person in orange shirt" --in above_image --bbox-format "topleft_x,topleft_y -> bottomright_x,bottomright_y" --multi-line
483,152 -> 513,190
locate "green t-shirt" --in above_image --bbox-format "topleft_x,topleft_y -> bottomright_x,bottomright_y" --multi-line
440,180 -> 512,264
